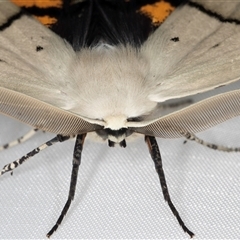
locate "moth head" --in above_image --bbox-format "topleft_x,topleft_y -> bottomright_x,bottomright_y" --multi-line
95,114 -> 136,147
96,127 -> 132,147
82,114 -> 141,147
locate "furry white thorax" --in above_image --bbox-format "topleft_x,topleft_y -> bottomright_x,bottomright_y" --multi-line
66,45 -> 158,130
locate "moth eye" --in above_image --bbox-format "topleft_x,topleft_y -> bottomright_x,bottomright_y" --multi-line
127,117 -> 143,122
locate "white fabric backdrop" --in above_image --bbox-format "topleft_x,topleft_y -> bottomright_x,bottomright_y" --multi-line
0,82 -> 240,239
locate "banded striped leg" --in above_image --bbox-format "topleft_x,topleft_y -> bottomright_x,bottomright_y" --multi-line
182,131 -> 240,152
145,136 -> 194,238
0,135 -> 73,176
47,133 -> 87,238
0,128 -> 39,151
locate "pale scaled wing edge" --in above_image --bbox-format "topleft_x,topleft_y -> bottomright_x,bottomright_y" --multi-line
141,1 -> 240,102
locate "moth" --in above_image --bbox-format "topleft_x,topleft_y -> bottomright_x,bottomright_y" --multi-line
1,0 -> 240,238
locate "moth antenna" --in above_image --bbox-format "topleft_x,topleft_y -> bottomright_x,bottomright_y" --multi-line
0,135 -> 73,176
145,136 -> 194,238
46,133 -> 86,238
182,131 -> 240,152
0,128 -> 39,151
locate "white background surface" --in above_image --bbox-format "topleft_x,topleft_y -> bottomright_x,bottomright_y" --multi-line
0,84 -> 240,239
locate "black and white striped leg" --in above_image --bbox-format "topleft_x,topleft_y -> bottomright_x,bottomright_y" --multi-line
46,133 -> 87,238
0,128 -> 39,151
145,135 -> 194,238
0,135 -> 73,176
182,131 -> 240,152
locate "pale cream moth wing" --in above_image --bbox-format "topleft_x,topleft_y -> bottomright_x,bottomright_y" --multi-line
134,0 -> 240,137
0,1 -> 100,135
141,1 -> 240,102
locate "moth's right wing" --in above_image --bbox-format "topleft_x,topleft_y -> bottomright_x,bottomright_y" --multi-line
141,1 -> 240,102
132,1 -> 240,138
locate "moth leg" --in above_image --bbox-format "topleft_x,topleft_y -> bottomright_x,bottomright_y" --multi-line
46,133 -> 86,238
145,135 -> 194,238
0,135 -> 73,176
182,131 -> 240,152
0,128 -> 39,151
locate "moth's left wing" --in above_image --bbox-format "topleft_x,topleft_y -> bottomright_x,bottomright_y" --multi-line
142,1 -> 240,102
0,1 -> 76,107
0,1 -> 100,135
